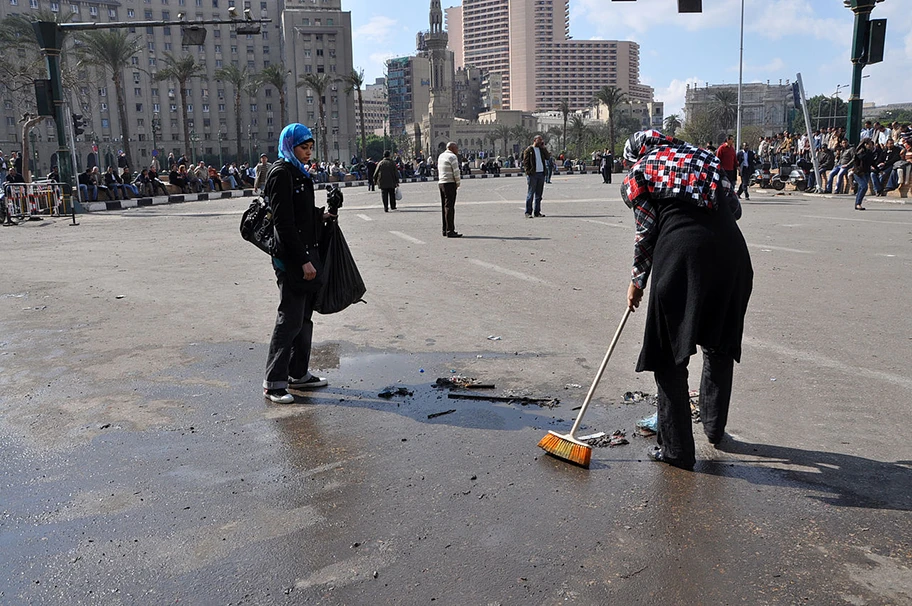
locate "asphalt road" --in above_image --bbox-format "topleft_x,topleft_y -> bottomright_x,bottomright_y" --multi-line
1,174 -> 910,605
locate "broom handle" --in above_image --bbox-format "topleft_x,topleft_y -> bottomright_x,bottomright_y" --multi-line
568,307 -> 632,438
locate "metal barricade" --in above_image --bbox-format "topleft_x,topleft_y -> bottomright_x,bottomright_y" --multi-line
2,181 -> 67,222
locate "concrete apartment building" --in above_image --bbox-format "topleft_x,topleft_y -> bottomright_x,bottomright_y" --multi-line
0,0 -> 356,175
354,77 -> 389,137
445,0 -> 651,112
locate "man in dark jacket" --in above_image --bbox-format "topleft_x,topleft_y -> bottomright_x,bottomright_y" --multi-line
521,134 -> 551,217
735,143 -> 757,199
77,168 -> 97,201
365,158 -> 377,191
373,151 -> 399,212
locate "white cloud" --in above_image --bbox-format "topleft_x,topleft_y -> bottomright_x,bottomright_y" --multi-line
353,16 -> 399,43
655,77 -> 701,117
573,0 -> 739,38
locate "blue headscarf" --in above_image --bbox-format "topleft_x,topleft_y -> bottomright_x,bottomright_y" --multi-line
277,123 -> 314,177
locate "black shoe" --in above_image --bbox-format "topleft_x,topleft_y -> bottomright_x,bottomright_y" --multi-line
384,208 -> 389,212
645,446 -> 694,470
264,388 -> 294,404
534,213 -> 545,217
446,231 -> 463,238
525,213 -> 533,218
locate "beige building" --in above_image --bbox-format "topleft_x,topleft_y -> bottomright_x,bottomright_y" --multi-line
355,77 -> 388,138
445,0 -> 649,113
684,81 -> 793,137
1,0 -> 357,173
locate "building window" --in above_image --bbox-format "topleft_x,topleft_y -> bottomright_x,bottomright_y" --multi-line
127,8 -> 134,16
136,103 -> 143,112
101,118 -> 110,128
187,104 -> 193,112
148,41 -> 155,51
99,87 -> 107,97
149,57 -> 156,66
89,5 -> 98,15
170,104 -> 177,112
153,103 -> 160,112
50,1 -> 60,11
218,103 -> 225,112
70,4 -> 78,12
203,104 -> 209,112
134,87 -> 142,96
249,104 -> 257,112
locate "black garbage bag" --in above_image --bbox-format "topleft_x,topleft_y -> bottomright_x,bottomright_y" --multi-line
314,221 -> 367,314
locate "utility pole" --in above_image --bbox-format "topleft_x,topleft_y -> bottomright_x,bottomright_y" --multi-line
844,0 -> 887,146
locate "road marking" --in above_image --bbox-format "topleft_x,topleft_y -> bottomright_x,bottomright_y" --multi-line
802,214 -> 912,226
389,231 -> 425,244
468,258 -> 554,286
356,213 -> 372,221
746,243 -> 813,254
744,337 -> 912,392
577,218 -> 630,229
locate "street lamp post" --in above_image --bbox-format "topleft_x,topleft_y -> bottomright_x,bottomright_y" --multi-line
844,0 -> 885,146
218,129 -> 224,169
735,0 -> 745,149
830,84 -> 849,129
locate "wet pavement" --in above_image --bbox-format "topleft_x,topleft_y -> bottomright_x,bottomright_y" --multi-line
1,176 -> 911,604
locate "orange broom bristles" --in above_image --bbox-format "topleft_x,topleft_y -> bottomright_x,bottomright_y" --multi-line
537,432 -> 592,468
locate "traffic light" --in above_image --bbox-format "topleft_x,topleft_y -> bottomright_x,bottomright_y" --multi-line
72,113 -> 85,137
867,19 -> 886,65
792,83 -> 801,109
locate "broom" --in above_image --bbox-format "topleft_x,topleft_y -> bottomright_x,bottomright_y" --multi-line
538,307 -> 632,467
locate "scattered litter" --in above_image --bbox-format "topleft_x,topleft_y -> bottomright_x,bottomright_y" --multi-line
487,335 -> 502,341
577,431 -> 605,441
564,383 -> 582,389
447,392 -> 560,408
115,295 -> 125,299
623,390 -> 657,405
636,412 -> 658,435
690,390 -> 701,423
587,430 -> 629,448
434,376 -> 495,389
427,409 -> 457,419
378,386 -> 413,399
419,368 -> 425,373
770,377 -> 777,382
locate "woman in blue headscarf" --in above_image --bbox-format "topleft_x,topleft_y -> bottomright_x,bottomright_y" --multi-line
262,123 -> 333,403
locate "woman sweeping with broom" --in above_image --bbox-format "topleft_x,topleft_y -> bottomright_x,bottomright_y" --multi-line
622,130 -> 753,470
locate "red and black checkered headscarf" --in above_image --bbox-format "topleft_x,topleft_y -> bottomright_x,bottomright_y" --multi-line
621,130 -> 727,209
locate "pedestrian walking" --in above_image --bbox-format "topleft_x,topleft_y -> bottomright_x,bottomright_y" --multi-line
437,141 -> 461,237
254,154 -> 272,191
716,134 -> 737,185
600,148 -> 614,184
736,142 -> 757,200
621,130 -> 753,470
262,123 -> 333,404
373,151 -> 399,212
522,134 -> 550,217
852,138 -> 876,211
365,157 -> 377,191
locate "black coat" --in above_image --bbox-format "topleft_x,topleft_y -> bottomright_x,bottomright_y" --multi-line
267,160 -> 324,268
374,158 -> 399,189
637,197 -> 753,372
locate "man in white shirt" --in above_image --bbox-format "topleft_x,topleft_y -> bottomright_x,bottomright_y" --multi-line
521,135 -> 551,217
437,141 -> 462,238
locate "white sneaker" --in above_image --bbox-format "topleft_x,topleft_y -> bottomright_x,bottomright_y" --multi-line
264,388 -> 295,404
288,373 -> 328,389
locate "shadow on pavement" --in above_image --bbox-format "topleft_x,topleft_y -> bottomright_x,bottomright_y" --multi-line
710,439 -> 912,511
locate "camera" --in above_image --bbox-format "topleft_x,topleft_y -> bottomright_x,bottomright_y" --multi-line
326,184 -> 343,215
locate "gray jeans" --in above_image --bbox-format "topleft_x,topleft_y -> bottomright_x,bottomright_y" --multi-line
263,271 -> 317,390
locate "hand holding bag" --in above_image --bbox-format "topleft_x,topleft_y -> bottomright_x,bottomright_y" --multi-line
394,186 -> 402,201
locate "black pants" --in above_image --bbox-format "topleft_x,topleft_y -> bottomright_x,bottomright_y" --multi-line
380,187 -> 397,211
263,272 -> 316,390
653,348 -> 734,466
439,182 -> 457,234
737,167 -> 751,198
602,167 -> 612,183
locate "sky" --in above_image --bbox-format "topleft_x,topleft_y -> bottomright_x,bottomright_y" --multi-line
343,0 -> 912,118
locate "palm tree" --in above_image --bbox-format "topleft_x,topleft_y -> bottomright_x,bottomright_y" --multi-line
569,114 -> 589,160
257,64 -> 288,126
592,85 -> 628,154
559,99 -> 570,151
664,114 -> 683,137
297,73 -> 335,163
343,68 -> 366,162
712,88 -> 739,132
484,131 -> 499,156
214,64 -> 251,163
155,53 -> 207,163
75,30 -> 143,168
511,125 -> 532,152
492,124 -> 512,156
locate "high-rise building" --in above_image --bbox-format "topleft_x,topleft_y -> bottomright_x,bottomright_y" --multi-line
445,0 -> 650,113
0,0 -> 356,174
354,77 -> 389,138
282,3 -> 357,162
